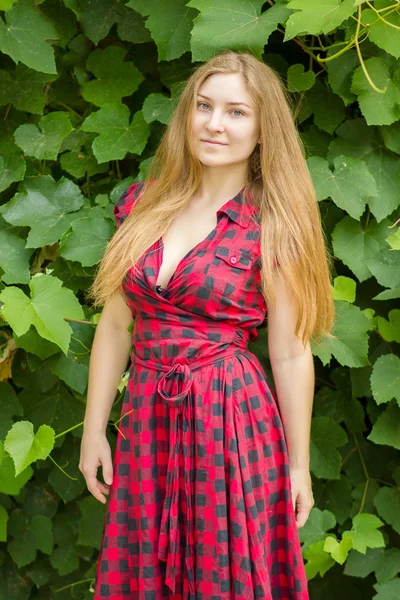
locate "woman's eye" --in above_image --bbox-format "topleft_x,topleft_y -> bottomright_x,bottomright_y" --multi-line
197,102 -> 244,117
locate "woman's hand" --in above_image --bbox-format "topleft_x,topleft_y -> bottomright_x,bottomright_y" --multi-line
289,466 -> 314,528
79,431 -> 114,504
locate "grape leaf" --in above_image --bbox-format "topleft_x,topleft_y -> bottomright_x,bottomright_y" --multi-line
14,112 -> 73,160
0,0 -> 59,74
127,0 -> 197,61
187,0 -> 290,62
0,273 -> 84,355
0,230 -> 34,284
370,354 -> 400,406
374,485 -> 400,536
308,155 -> 377,220
331,216 -> 392,282
342,513 -> 385,554
82,45 -> 144,106
362,7 -> 400,59
0,64 -> 57,115
329,118 -> 400,222
351,57 -> 400,126
4,421 -> 55,477
310,416 -> 348,479
0,150 -> 26,193
368,401 -> 400,450
287,63 -> 316,92
59,216 -> 115,266
0,175 -> 84,248
81,104 -> 149,163
284,0 -> 357,41
311,301 -> 371,368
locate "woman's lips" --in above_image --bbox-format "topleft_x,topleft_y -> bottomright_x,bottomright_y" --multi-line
201,140 -> 227,145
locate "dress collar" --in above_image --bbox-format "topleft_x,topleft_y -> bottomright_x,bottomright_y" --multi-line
216,187 -> 256,229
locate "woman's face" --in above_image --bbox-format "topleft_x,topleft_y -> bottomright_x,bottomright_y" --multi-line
191,73 -> 260,169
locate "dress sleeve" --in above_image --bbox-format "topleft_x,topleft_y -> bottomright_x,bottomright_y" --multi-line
113,181 -> 145,228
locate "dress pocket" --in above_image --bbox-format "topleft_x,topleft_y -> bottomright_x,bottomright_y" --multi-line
205,246 -> 255,299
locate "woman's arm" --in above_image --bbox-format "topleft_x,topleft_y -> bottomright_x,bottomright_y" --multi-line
267,271 -> 315,526
80,293 -> 133,504
83,292 -> 133,435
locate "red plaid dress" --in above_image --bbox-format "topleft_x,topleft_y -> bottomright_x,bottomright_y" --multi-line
94,181 -> 310,600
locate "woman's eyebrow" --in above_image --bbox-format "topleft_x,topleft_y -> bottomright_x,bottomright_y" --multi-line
197,93 -> 252,109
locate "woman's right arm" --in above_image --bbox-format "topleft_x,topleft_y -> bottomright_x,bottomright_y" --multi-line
79,292 -> 133,503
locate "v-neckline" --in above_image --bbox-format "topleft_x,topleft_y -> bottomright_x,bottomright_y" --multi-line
153,184 -> 247,297
154,224 -> 217,295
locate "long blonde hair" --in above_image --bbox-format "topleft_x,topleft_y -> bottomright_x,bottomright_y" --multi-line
87,50 -> 335,347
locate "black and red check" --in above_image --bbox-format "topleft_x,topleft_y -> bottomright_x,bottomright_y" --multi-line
93,181 -> 309,600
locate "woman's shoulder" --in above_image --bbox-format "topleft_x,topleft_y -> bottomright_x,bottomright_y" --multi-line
113,179 -> 155,227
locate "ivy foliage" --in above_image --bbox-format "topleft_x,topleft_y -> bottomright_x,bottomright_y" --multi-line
0,0 -> 400,598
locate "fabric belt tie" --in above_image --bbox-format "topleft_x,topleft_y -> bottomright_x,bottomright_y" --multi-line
131,344 -> 244,595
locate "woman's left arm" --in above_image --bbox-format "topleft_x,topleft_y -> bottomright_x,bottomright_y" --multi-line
266,269 -> 315,528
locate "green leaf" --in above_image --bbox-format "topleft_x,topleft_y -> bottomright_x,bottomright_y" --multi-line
0,175 -> 84,248
351,57 -> 400,126
0,0 -> 59,74
331,276 -> 356,303
303,539 -> 335,579
59,216 -> 115,266
128,0 -> 197,61
311,301 -> 371,368
0,381 -> 23,440
7,510 -> 53,567
329,118 -> 400,222
14,112 -> 73,161
308,155 -> 377,220
373,578 -> 400,600
344,546 -> 385,579
0,274 -> 84,355
287,64 -> 316,92
331,216 -> 391,282
48,436 -> 86,503
310,416 -> 348,479
60,149 -> 108,178
0,64 -> 57,114
13,327 -> 60,360
342,513 -> 385,554
0,151 -> 26,193
380,121 -> 400,154
297,78 -> 345,134
47,352 -> 88,394
284,0 -> 357,41
374,485 -> 400,536
0,454 -> 33,495
142,92 -> 176,125
368,401 -> 400,450
81,104 -> 149,163
298,506 -> 337,550
187,0 -> 290,62
371,354 -> 400,406
77,495 -> 107,549
82,45 -> 144,106
326,48 -> 359,107
365,246 -> 400,289
19,383 -> 85,441
4,421 -> 55,476
324,534 -> 353,564
362,7 -> 400,59
0,230 -> 34,285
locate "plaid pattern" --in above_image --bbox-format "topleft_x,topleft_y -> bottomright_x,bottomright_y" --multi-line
93,182 -> 309,599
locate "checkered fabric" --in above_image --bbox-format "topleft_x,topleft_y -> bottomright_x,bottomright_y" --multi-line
93,181 -> 309,600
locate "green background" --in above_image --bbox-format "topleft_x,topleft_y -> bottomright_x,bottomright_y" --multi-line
0,0 -> 400,598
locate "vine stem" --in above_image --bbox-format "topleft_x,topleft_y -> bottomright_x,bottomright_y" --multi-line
64,317 -> 96,325
354,2 -> 388,93
47,453 -> 79,480
53,578 -> 95,593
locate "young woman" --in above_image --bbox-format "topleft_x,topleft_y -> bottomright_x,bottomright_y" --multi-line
81,50 -> 335,600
